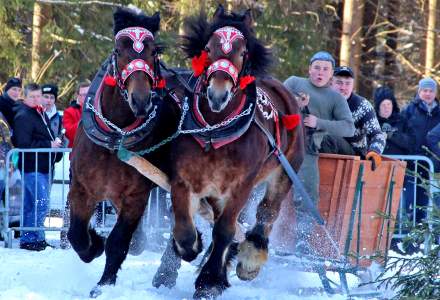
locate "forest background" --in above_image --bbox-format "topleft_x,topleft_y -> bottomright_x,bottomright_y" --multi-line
0,0 -> 438,109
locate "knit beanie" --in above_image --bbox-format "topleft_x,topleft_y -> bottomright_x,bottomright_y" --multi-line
4,77 -> 22,93
309,51 -> 335,68
418,77 -> 437,92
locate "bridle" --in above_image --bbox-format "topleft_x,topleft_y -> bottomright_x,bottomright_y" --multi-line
109,26 -> 164,102
194,26 -> 253,94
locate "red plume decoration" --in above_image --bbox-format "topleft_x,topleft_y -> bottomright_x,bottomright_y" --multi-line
239,75 -> 255,90
104,75 -> 117,87
192,50 -> 209,77
282,114 -> 301,130
154,78 -> 166,89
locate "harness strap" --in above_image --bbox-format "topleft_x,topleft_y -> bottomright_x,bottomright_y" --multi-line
159,61 -> 196,94
253,118 -> 324,225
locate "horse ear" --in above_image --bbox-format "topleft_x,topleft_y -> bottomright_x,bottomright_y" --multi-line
152,11 -> 160,23
151,11 -> 161,32
213,4 -> 225,20
243,9 -> 253,28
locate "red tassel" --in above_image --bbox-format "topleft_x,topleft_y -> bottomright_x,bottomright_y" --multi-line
192,50 -> 209,77
282,114 -> 301,130
239,75 -> 256,90
154,78 -> 166,89
104,75 -> 117,87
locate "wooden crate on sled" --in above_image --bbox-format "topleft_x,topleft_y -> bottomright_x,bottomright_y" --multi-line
313,153 -> 407,266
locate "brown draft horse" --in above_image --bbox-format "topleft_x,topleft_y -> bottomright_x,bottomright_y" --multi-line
67,7 -> 179,297
160,6 -> 305,299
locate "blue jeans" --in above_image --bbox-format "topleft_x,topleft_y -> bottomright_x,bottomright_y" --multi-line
20,172 -> 50,244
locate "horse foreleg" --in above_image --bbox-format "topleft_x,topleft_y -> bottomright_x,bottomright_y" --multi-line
194,190 -> 250,299
237,171 -> 291,281
94,201 -> 146,291
171,185 -> 203,262
67,187 -> 104,263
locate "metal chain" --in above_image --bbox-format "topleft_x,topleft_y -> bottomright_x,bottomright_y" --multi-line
135,96 -> 253,155
86,102 -> 157,136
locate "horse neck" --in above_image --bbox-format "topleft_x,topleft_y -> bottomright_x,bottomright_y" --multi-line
100,86 -> 136,127
198,90 -> 245,125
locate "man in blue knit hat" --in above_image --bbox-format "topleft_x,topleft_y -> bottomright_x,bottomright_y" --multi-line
401,77 -> 440,224
283,51 -> 355,254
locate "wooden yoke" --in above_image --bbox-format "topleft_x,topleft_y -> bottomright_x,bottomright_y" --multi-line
117,148 -> 171,192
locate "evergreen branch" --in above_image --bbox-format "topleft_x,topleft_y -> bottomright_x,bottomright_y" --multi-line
36,0 -> 123,7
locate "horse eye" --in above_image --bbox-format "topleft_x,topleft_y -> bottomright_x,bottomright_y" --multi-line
241,50 -> 247,57
115,49 -> 121,56
204,46 -> 210,53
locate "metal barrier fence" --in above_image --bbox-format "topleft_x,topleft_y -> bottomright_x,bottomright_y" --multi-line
1,148 -> 71,247
386,155 -> 438,238
0,148 -> 172,249
1,150 -> 437,249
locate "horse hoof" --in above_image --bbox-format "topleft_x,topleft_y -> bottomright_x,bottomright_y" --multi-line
89,285 -> 102,298
152,270 -> 178,289
193,286 -> 223,300
236,262 -> 259,281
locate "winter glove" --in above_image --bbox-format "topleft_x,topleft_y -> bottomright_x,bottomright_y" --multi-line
366,151 -> 382,171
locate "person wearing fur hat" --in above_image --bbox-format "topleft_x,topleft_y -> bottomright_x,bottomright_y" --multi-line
41,84 -> 62,139
0,77 -> 22,127
374,86 -> 412,155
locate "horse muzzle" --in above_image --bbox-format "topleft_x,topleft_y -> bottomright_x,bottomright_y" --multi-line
207,86 -> 233,113
130,92 -> 153,117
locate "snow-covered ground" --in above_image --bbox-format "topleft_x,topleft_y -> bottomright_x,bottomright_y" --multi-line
0,232 -> 391,300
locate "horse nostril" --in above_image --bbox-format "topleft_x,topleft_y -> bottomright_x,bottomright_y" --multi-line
207,87 -> 213,100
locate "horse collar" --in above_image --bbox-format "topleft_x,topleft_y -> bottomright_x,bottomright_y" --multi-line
183,76 -> 256,150
82,56 -> 160,151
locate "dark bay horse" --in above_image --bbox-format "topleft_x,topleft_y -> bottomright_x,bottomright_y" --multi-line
67,7 -> 179,297
160,6 -> 305,299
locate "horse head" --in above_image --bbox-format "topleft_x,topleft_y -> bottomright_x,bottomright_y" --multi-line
182,5 -> 271,113
112,8 -> 161,117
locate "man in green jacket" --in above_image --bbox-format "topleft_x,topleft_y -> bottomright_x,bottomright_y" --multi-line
284,51 -> 355,252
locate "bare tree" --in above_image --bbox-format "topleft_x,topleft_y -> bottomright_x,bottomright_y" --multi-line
31,2 -> 43,81
340,0 -> 354,66
425,0 -> 437,75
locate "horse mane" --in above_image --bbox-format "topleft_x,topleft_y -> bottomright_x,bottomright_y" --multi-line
181,7 -> 272,77
113,7 -> 160,36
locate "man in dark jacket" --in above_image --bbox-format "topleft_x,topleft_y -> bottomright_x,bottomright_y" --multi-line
13,83 -> 62,251
401,77 -> 440,224
0,77 -> 22,127
41,84 -> 62,139
427,124 -> 440,172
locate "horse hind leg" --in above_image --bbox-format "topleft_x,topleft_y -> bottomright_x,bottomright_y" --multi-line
67,190 -> 104,263
236,171 -> 292,281
152,233 -> 182,289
